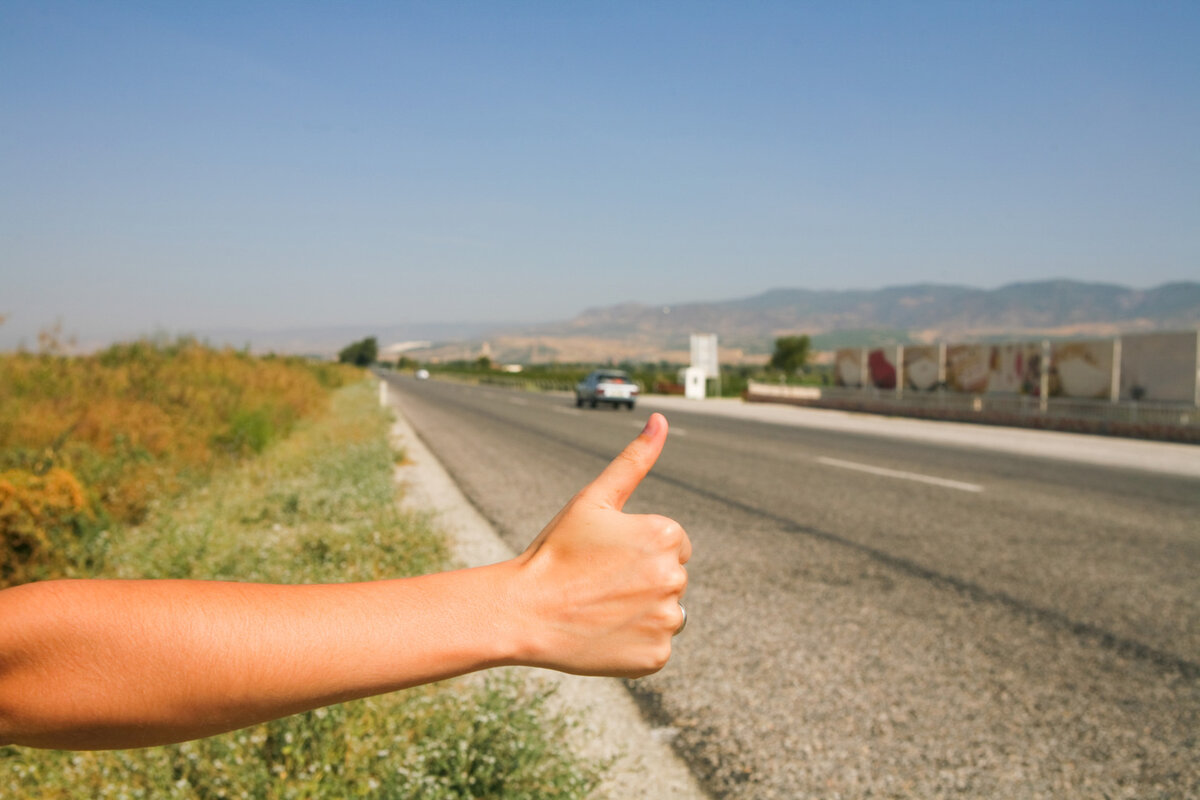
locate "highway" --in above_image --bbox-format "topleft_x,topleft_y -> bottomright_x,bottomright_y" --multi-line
382,373 -> 1199,799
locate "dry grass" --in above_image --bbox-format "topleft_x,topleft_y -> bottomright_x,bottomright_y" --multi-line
0,338 -> 359,585
1,379 -> 604,799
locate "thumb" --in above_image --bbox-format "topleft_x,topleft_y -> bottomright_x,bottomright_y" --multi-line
583,413 -> 668,510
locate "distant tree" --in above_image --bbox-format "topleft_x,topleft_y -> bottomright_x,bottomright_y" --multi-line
475,355 -> 492,371
770,335 -> 810,375
337,340 -> 360,365
396,355 -> 417,370
338,336 -> 378,366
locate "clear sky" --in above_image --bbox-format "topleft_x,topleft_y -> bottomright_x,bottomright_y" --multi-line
2,1 -> 1197,348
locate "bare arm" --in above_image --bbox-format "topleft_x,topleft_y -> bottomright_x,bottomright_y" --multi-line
0,413 -> 689,750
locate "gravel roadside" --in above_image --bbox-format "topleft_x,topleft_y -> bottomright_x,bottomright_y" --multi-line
387,394 -> 711,800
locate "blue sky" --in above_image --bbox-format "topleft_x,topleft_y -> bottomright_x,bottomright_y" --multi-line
2,1 -> 1197,347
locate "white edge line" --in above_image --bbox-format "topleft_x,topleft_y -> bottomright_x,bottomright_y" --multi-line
817,456 -> 984,493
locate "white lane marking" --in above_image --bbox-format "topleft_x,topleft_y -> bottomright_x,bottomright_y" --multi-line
507,397 -> 529,406
816,456 -> 983,493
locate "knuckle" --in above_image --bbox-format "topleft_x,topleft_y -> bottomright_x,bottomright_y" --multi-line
652,517 -> 685,547
667,566 -> 688,593
652,561 -> 684,589
654,599 -> 684,634
633,642 -> 672,676
650,642 -> 673,671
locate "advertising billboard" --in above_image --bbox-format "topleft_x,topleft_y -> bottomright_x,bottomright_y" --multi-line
831,329 -> 1198,406
1050,339 -> 1117,399
835,348 -> 864,387
945,343 -> 1043,395
902,345 -> 941,391
1119,331 -> 1200,404
986,342 -> 1043,395
945,344 -> 990,394
867,347 -> 899,389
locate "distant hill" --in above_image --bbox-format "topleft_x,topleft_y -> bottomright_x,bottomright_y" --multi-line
167,280 -> 1197,365
505,280 -> 1200,356
189,321 -> 513,357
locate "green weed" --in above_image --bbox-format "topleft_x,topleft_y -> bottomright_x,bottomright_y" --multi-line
1,381 -> 605,799
0,340 -> 361,585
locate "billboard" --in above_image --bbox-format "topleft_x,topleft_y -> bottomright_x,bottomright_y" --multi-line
945,344 -> 990,394
903,345 -> 941,391
835,348 -> 864,387
867,347 -> 899,389
831,330 -> 1198,405
986,342 -> 1043,395
945,343 -> 1043,395
1119,331 -> 1200,403
1050,339 -> 1117,399
689,333 -> 719,379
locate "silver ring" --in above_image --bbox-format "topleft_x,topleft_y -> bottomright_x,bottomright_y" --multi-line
674,602 -> 687,636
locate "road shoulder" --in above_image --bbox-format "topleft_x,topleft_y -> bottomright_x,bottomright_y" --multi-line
387,396 -> 710,800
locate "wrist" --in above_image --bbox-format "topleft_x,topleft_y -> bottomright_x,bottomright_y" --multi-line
476,557 -> 555,670
484,559 -> 543,668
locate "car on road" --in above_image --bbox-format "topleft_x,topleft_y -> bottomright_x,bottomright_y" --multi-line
415,369 -> 430,380
575,369 -> 639,410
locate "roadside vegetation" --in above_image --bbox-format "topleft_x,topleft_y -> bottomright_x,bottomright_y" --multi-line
0,343 -> 605,798
338,335 -> 379,367
395,335 -> 831,397
0,338 -> 357,586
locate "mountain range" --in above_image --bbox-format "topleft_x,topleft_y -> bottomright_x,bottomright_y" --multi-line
481,280 -> 1200,363
191,280 -> 1198,363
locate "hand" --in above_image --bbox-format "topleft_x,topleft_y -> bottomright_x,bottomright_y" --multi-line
0,413 -> 691,749
510,412 -> 691,678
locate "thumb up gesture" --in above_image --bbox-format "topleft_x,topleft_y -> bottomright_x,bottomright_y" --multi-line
511,413 -> 691,678
0,413 -> 691,749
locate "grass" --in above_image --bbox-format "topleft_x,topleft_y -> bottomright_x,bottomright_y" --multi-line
1,380 -> 606,799
0,339 -> 361,586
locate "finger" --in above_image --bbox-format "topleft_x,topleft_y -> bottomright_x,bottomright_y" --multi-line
583,412 -> 668,510
679,532 -> 692,565
673,601 -> 687,634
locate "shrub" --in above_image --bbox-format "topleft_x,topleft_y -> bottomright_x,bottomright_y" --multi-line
339,336 -> 379,366
0,467 -> 90,584
0,381 -> 606,799
769,335 -> 810,375
0,339 -> 361,586
0,676 -> 602,799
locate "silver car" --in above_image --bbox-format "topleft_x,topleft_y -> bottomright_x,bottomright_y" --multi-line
575,369 -> 639,410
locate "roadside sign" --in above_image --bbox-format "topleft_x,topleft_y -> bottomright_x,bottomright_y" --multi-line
691,333 -> 719,379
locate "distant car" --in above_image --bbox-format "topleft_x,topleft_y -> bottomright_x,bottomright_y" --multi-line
575,369 -> 639,410
415,369 -> 430,380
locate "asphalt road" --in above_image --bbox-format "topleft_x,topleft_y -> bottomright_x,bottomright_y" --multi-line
382,374 -> 1199,800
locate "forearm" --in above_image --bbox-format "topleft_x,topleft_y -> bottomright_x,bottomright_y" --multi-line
0,413 -> 690,751
0,566 -> 525,750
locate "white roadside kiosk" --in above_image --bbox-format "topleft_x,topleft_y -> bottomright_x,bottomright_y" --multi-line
683,366 -> 706,400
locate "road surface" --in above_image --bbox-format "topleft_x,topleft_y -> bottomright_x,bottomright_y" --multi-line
383,374 -> 1199,799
